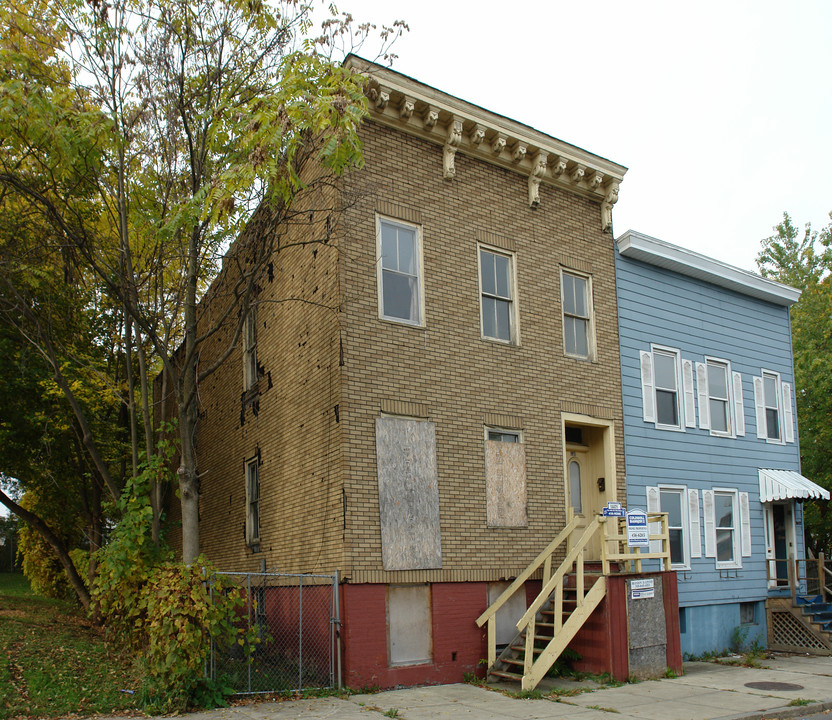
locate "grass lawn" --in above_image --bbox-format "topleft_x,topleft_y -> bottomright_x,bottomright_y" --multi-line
0,572 -> 143,719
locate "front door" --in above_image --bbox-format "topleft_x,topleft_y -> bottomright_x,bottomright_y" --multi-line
766,502 -> 795,588
564,418 -> 615,559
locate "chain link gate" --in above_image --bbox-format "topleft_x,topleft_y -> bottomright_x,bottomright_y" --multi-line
208,571 -> 340,694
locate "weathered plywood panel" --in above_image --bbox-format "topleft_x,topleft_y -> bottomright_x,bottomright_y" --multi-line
485,440 -> 528,527
376,417 -> 442,571
388,584 -> 432,665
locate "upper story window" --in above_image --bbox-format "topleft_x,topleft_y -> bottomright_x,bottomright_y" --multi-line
244,305 -> 258,390
763,372 -> 781,440
654,350 -> 680,427
478,247 -> 517,344
377,217 -> 423,326
753,370 -> 794,443
706,360 -> 731,435
561,270 -> 594,359
640,346 -> 696,431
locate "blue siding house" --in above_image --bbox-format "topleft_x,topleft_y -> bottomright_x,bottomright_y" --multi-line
615,230 -> 828,657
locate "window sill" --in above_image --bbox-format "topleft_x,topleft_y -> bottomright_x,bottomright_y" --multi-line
389,659 -> 432,668
654,424 -> 686,433
564,352 -> 596,363
378,316 -> 426,330
481,335 -> 518,347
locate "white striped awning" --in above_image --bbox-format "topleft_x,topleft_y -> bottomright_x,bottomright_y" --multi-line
758,469 -> 830,502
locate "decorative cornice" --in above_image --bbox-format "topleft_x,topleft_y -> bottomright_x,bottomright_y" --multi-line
345,55 -> 627,228
616,230 -> 802,306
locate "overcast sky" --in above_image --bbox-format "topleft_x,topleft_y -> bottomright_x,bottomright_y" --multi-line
344,0 -> 832,272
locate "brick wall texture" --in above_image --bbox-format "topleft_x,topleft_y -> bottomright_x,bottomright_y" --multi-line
186,117 -> 625,584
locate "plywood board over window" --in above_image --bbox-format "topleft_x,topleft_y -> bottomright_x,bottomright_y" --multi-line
388,585 -> 432,666
485,434 -> 527,527
375,417 -> 442,571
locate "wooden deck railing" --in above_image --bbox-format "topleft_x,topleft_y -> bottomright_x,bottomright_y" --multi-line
601,513 -> 672,574
767,553 -> 832,601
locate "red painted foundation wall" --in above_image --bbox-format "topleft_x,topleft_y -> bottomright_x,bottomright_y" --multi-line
340,573 -> 681,689
341,583 -> 488,689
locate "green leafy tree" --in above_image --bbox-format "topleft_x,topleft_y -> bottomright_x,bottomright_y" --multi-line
0,0 -> 405,564
758,212 -> 832,555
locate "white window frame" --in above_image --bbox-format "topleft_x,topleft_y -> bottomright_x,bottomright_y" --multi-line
560,268 -> 595,360
244,305 -> 258,390
376,215 -> 425,327
705,488 -> 747,569
703,357 -> 734,438
753,369 -> 794,444
477,244 -> 519,345
648,485 -> 691,570
245,456 -> 260,546
485,426 -> 522,444
641,345 -> 688,432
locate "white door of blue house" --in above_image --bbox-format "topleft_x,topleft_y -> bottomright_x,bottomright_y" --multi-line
765,502 -> 795,588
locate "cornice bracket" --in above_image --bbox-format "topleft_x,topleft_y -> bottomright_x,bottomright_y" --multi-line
399,96 -> 415,120
492,133 -> 507,155
470,123 -> 486,147
443,117 -> 464,180
528,151 -> 549,208
601,181 -> 620,232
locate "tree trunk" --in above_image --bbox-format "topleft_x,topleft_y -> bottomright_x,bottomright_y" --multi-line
178,410 -> 200,564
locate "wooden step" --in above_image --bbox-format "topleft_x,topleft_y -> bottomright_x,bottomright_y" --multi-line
490,669 -> 522,682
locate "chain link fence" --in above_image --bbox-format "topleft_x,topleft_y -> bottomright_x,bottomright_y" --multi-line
208,571 -> 340,694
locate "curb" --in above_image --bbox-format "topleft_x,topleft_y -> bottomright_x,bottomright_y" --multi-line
717,699 -> 832,720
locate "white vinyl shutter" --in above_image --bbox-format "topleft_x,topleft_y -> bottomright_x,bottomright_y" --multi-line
753,376 -> 766,439
688,489 -> 702,559
702,489 -> 716,558
646,486 -> 662,554
782,382 -> 795,443
732,372 -> 745,437
640,351 -> 656,423
682,359 -> 696,428
696,362 -> 710,430
739,492 -> 751,558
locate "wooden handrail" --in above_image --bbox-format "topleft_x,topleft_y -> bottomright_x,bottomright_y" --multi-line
516,517 -> 601,630
474,516 -> 580,628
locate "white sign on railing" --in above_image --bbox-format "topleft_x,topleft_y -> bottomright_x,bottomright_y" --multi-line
626,509 -> 649,548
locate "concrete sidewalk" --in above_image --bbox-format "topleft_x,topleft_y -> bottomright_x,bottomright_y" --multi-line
121,654 -> 832,720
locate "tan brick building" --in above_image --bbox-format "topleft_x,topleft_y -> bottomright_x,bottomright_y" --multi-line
183,56 -> 629,687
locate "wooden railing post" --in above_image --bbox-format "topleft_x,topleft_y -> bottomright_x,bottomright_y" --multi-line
487,616 -> 496,670
818,552 -> 826,600
788,553 -> 796,597
600,517 -> 610,575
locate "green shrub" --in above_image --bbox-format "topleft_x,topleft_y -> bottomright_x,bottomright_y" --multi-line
93,443 -> 256,713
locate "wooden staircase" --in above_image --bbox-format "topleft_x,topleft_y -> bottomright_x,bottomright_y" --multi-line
490,572 -> 605,685
476,512 -> 670,691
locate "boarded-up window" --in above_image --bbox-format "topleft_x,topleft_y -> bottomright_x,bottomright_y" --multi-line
485,432 -> 527,527
375,417 -> 442,571
388,585 -> 432,666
